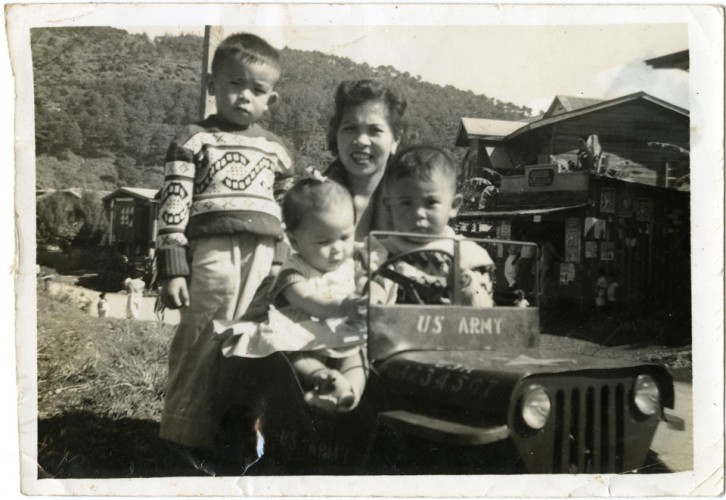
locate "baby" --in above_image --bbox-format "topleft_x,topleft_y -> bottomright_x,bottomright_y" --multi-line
270,175 -> 369,412
379,145 -> 496,307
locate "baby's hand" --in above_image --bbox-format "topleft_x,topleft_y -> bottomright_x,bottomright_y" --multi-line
341,293 -> 367,322
162,277 -> 190,308
257,321 -> 274,338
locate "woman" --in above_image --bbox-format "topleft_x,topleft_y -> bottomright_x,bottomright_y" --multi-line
324,79 -> 407,240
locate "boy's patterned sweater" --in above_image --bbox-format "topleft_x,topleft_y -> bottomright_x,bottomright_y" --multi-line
157,115 -> 292,278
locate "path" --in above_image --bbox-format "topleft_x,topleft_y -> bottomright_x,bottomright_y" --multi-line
650,381 -> 693,472
49,277 -> 181,325
97,292 -> 181,325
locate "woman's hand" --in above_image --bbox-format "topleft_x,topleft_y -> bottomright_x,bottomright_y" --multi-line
162,277 -> 190,308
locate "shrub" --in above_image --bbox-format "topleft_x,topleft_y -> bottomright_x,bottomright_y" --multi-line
37,190 -> 109,251
72,191 -> 109,247
37,194 -> 82,250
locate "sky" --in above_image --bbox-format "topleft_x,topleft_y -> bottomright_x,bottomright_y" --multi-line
126,24 -> 688,114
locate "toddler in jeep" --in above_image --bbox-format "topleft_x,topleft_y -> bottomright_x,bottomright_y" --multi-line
376,145 -> 496,307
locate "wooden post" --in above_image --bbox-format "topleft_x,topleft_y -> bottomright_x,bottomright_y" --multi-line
200,26 -> 225,120
148,204 -> 158,258
108,199 -> 115,246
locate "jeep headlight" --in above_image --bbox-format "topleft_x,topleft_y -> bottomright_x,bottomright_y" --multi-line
633,374 -> 660,416
521,385 -> 551,429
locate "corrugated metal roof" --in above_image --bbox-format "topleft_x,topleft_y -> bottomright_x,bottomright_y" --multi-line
122,187 -> 159,199
103,187 -> 160,201
36,188 -> 111,200
458,204 -> 587,219
455,118 -> 529,146
456,92 -> 688,147
645,50 -> 689,71
544,95 -> 605,117
461,118 -> 528,137
505,92 -> 689,141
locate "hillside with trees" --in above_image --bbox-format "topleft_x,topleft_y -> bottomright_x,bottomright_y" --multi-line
31,27 -> 534,190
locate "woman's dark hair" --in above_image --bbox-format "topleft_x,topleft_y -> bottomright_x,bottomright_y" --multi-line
327,79 -> 407,156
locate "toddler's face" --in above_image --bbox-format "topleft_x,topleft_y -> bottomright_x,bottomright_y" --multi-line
290,203 -> 355,273
387,170 -> 462,238
336,100 -> 400,181
208,57 -> 279,128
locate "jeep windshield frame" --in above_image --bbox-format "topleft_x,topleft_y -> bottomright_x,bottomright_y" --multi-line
366,231 -> 541,363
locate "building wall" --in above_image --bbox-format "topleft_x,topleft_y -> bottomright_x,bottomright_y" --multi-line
457,174 -> 690,308
457,98 -> 690,308
582,177 -> 690,304
107,196 -> 157,258
498,167 -> 589,207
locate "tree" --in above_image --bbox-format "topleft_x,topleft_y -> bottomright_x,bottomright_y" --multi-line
31,29 -> 536,190
72,191 -> 109,247
115,155 -> 142,186
36,194 -> 82,250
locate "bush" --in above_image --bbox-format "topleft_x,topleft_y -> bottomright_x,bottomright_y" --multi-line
71,192 -> 109,247
37,190 -> 109,251
37,195 -> 82,250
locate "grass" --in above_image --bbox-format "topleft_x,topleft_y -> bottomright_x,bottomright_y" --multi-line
36,292 -> 204,478
37,294 -> 170,421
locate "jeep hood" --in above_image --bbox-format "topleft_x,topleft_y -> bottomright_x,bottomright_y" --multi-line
374,348 -> 673,421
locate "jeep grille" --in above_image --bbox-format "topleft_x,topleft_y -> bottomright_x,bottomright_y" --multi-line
513,372 -> 663,474
551,383 -> 626,473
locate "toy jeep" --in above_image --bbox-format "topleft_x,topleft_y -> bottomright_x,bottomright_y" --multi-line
230,233 -> 677,475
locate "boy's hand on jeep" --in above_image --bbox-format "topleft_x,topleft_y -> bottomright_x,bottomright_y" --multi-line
162,277 -> 190,308
368,281 -> 387,305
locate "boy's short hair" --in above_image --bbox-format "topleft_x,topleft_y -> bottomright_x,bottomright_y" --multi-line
385,145 -> 457,191
211,33 -> 281,76
282,177 -> 353,232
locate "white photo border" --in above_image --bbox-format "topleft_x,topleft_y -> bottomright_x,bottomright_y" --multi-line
5,2 -> 724,498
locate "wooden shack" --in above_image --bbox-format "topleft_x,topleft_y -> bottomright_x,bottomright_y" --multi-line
102,187 -> 159,259
456,92 -> 690,189
455,93 -> 690,308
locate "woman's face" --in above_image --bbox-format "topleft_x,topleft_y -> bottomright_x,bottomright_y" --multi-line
336,100 -> 400,181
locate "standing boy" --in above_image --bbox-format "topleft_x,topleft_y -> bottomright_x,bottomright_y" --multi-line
156,33 -> 292,456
